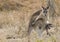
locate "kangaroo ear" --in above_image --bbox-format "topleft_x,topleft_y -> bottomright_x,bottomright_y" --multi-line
42,6 -> 45,9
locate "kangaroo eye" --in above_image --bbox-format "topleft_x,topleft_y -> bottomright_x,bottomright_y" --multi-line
43,10 -> 47,13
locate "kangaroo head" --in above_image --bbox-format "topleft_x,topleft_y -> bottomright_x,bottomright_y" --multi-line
42,6 -> 49,16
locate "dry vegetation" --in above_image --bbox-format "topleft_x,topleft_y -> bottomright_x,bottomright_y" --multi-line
0,0 -> 60,42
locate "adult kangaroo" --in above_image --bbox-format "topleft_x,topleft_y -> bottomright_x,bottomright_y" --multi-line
27,6 -> 52,42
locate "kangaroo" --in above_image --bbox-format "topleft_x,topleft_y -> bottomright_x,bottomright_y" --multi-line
27,6 -> 52,42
